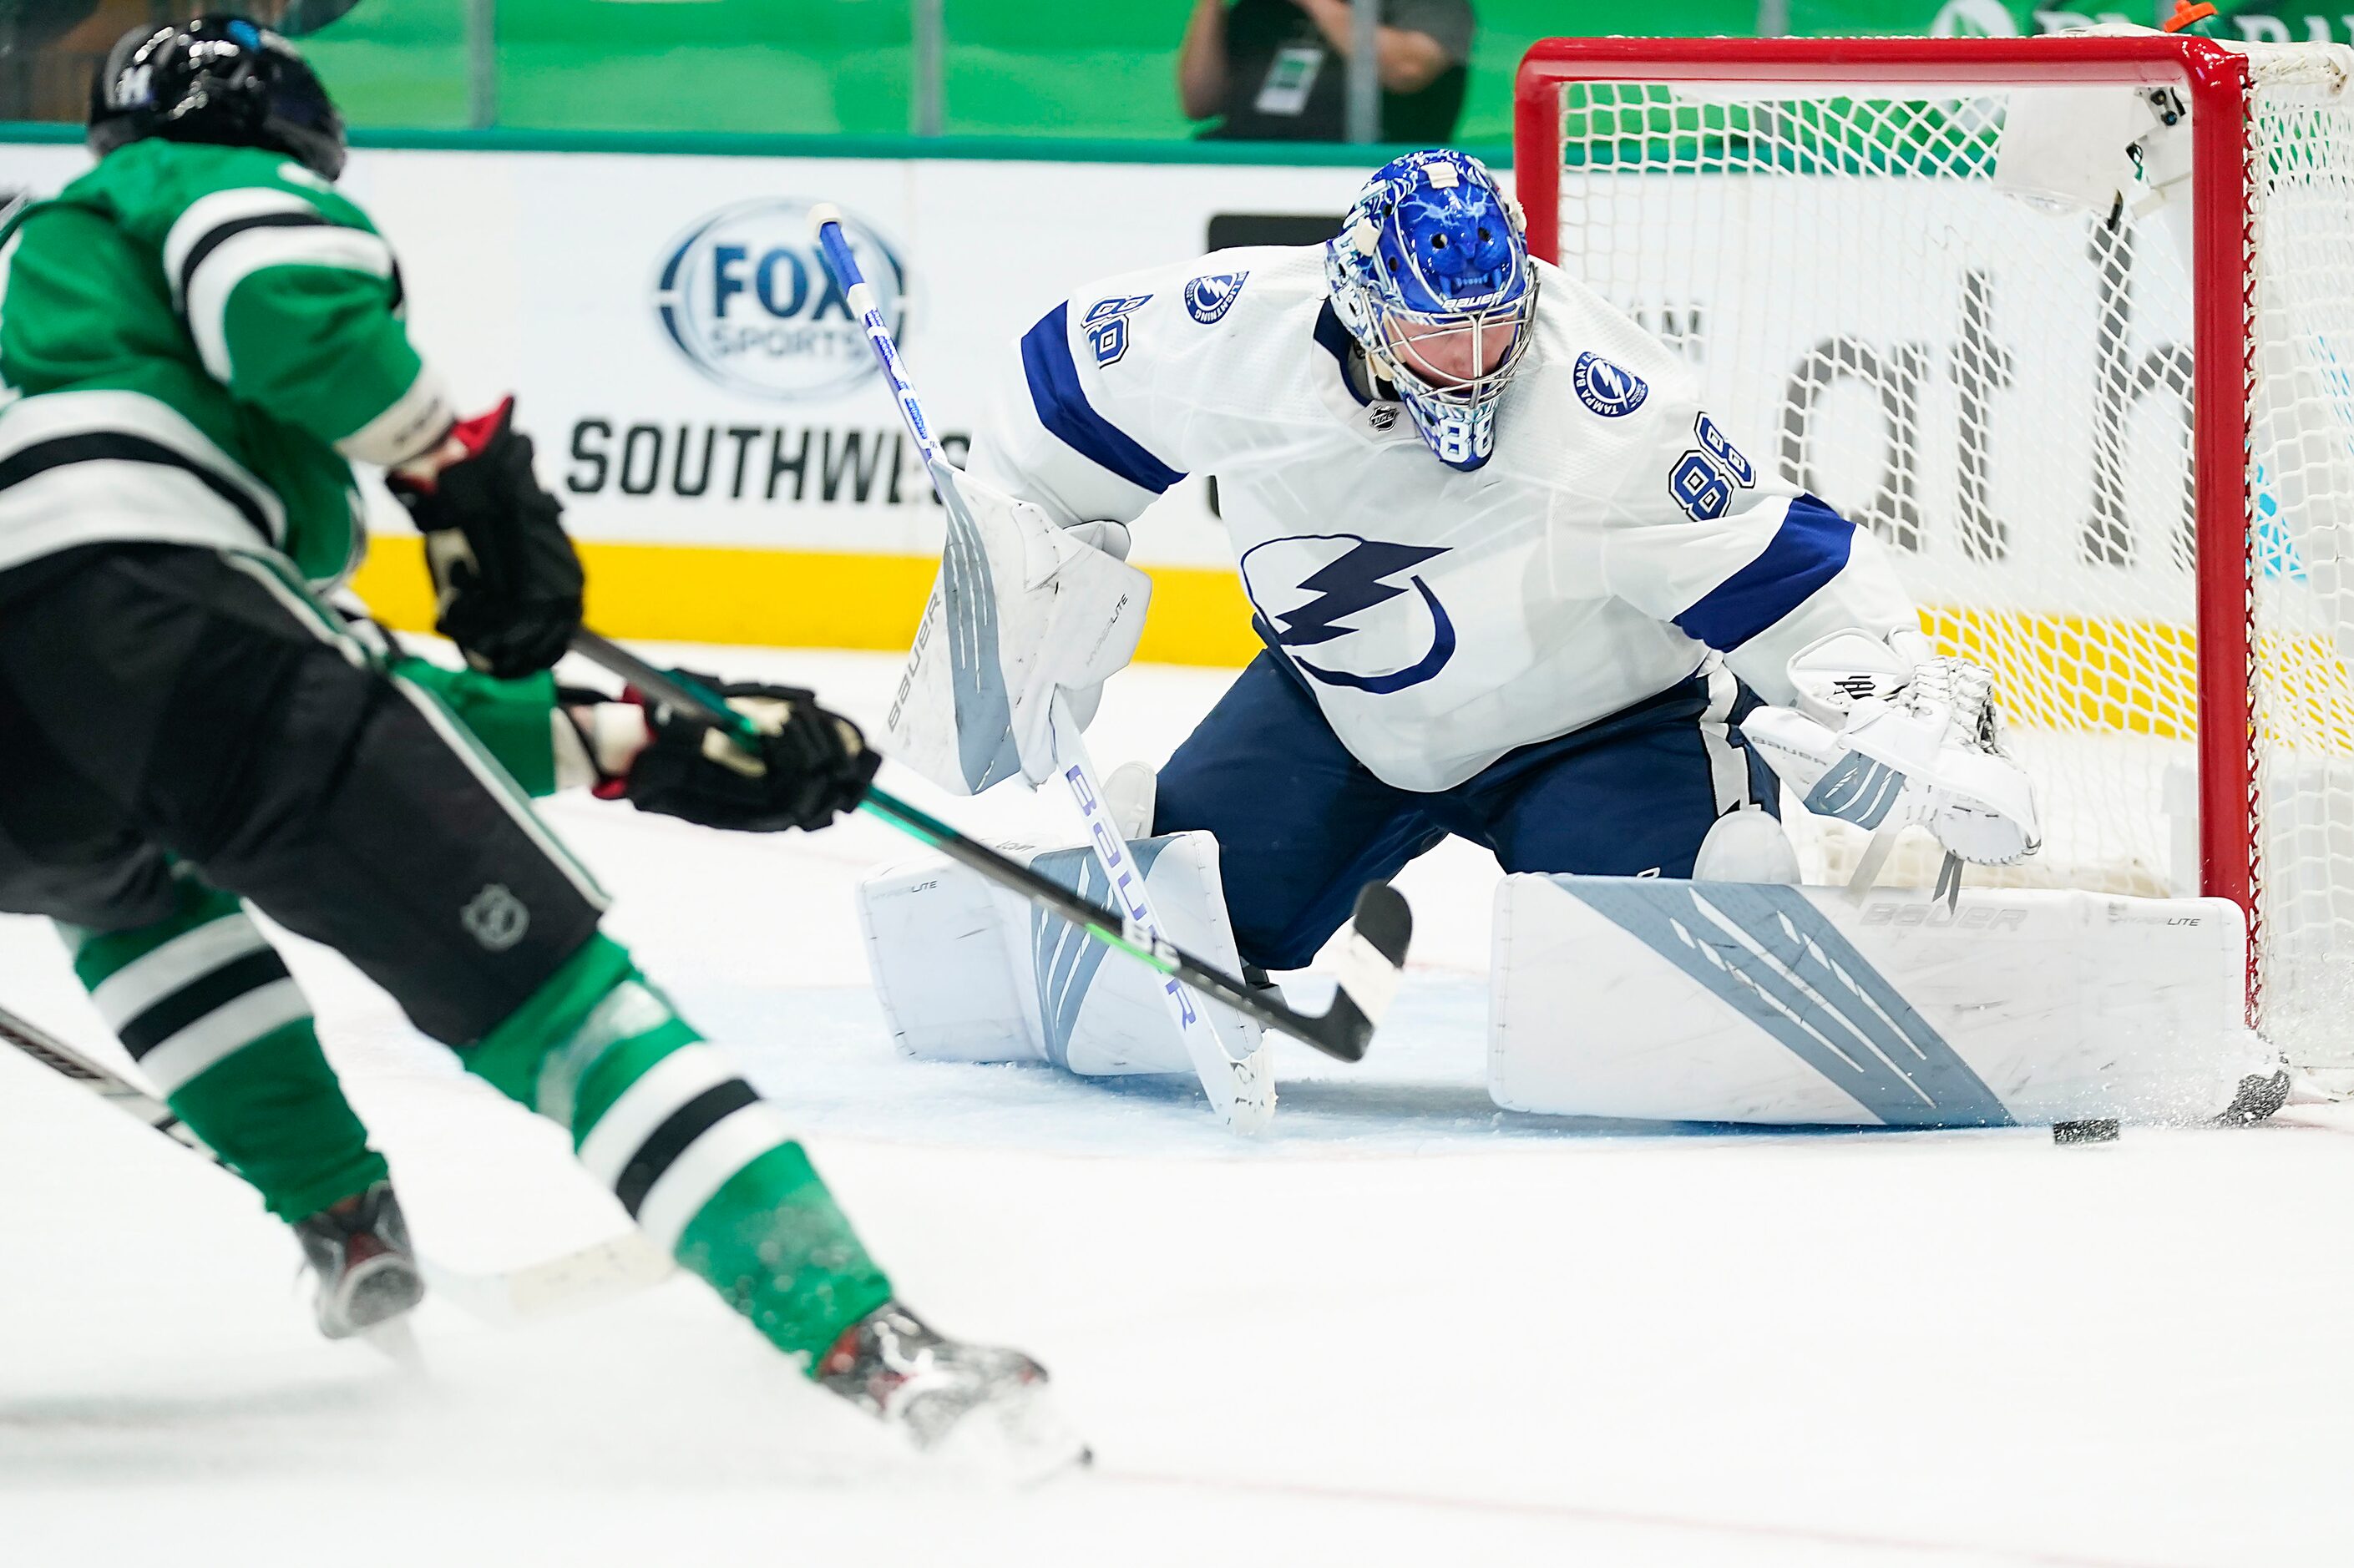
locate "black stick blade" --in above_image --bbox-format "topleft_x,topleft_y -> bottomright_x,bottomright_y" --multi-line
1350,882 -> 1413,970
1304,883 -> 1413,1065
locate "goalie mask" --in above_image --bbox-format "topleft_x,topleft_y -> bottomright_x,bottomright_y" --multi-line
1324,149 -> 1536,472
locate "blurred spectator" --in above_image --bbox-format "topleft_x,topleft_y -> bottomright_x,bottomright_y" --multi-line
1180,0 -> 1472,142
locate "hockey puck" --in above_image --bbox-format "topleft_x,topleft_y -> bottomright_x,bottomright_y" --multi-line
2053,1119 -> 2119,1145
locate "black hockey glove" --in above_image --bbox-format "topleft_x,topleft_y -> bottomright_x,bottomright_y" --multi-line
617,674 -> 879,834
387,397 -> 584,680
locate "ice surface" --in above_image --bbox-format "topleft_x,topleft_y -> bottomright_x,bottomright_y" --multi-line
5,645 -> 2354,1567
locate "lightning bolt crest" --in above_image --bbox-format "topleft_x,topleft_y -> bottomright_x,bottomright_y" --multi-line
1273,539 -> 1450,649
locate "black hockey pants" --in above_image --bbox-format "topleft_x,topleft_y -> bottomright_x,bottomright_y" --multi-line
0,544 -> 604,1047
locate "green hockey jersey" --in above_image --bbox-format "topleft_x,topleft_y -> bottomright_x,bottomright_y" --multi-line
0,139 -> 452,588
0,138 -> 575,792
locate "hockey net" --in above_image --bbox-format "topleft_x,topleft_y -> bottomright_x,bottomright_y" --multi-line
1515,33 -> 2354,1064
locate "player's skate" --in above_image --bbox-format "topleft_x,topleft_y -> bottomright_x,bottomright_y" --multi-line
817,1302 -> 1089,1480
293,1180 -> 425,1341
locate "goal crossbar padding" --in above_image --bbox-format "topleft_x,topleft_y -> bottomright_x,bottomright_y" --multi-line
858,828 -> 1259,1076
1488,873 -> 2265,1125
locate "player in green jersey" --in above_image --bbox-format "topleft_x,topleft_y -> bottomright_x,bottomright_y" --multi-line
0,15 -> 1081,1474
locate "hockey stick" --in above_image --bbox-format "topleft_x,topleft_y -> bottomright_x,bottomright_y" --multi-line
0,999 -> 675,1321
569,630 -> 1409,1065
805,207 -> 1355,1120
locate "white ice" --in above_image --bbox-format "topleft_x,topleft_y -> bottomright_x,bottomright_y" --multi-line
5,645 -> 2354,1568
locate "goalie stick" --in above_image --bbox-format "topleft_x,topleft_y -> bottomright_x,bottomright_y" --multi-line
569,630 -> 1412,1065
802,205 -> 1385,1127
0,999 -> 675,1322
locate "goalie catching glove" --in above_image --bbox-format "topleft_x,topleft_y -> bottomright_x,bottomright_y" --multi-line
387,397 -> 585,680
560,674 -> 879,833
1740,629 -> 2041,866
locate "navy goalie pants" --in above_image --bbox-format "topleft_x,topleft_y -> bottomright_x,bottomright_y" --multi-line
1153,651 -> 1778,972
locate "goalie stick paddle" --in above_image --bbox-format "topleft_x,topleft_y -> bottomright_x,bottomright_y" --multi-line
569,630 -> 1412,1063
0,1000 -> 676,1321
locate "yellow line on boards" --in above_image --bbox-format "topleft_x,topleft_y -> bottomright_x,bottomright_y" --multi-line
350,536 -> 2354,749
349,535 -> 1268,668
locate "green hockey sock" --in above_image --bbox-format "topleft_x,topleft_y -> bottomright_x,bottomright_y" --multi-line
63,876 -> 385,1222
465,933 -> 893,1368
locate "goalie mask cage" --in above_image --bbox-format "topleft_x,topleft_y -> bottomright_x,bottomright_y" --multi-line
1513,33 -> 2354,1063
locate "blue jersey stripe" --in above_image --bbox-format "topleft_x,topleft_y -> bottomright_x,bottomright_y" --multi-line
1019,302 -> 1186,496
1673,494 -> 1855,652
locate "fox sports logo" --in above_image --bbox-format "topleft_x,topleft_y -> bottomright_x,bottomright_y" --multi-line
653,200 -> 908,402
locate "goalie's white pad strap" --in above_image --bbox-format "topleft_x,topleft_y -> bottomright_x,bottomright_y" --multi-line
1692,806 -> 1800,884
1489,874 -> 2266,1126
858,828 -> 1258,1075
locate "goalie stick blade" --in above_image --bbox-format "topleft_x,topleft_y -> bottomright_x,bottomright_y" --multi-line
1292,883 -> 1413,1065
1349,882 -> 1414,974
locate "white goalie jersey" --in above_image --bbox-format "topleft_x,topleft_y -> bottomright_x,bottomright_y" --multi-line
969,245 -> 1920,792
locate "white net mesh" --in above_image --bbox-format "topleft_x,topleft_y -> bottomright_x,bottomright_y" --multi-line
2246,52 -> 2354,1064
1544,44 -> 2354,1060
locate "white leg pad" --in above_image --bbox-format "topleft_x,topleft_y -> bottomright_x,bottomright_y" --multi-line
1489,873 -> 2270,1126
858,828 -> 1260,1077
859,854 -> 1040,1064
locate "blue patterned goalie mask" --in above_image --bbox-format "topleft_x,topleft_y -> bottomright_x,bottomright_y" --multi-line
1324,149 -> 1536,472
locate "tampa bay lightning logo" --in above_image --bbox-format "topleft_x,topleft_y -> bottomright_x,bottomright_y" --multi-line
1573,351 -> 1648,418
1183,271 -> 1248,324
1239,534 -> 1456,695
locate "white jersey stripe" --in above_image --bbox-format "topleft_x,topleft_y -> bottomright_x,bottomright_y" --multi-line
0,388 -> 286,538
184,225 -> 396,384
161,187 -> 321,307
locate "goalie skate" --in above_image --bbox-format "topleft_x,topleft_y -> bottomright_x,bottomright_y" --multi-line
293,1181 -> 426,1341
817,1302 -> 1090,1481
